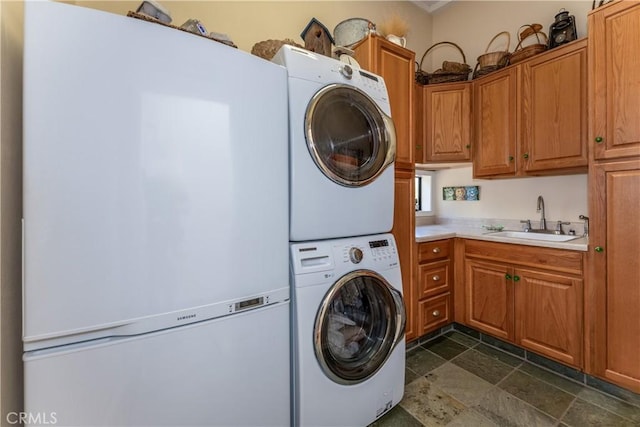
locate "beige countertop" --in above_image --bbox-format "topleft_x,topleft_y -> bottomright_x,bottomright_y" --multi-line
416,224 -> 589,252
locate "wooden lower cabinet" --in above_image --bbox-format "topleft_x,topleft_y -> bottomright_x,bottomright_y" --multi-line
416,240 -> 452,335
463,240 -> 584,368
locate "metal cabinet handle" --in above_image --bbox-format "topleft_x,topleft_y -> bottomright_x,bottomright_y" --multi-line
513,275 -> 520,282
505,273 -> 512,280
595,246 -> 604,252
509,156 -> 514,161
432,247 -> 441,254
432,275 -> 440,281
595,136 -> 603,143
432,310 -> 440,317
523,153 -> 530,159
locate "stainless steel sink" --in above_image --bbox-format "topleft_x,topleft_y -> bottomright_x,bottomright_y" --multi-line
488,231 -> 581,242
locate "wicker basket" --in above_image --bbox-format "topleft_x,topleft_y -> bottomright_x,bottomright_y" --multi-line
416,41 -> 471,85
509,24 -> 548,65
477,31 -> 511,69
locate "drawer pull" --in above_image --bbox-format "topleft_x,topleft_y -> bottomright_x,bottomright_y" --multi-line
432,275 -> 440,281
432,310 -> 440,317
432,247 -> 441,254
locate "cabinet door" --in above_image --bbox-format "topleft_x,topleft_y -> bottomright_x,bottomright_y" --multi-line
589,2 -> 640,160
415,83 -> 425,163
423,82 -> 472,162
586,159 -> 640,393
354,35 -> 415,170
521,39 -> 588,173
515,268 -> 583,368
473,67 -> 518,177
392,169 -> 416,342
377,41 -> 415,169
465,259 -> 514,341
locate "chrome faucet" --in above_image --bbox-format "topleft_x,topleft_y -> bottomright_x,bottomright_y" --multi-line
537,195 -> 547,230
579,214 -> 589,237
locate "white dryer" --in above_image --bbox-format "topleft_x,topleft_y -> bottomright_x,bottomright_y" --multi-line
273,46 -> 396,242
290,233 -> 406,427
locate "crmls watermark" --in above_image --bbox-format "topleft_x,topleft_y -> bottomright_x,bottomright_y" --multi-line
6,412 -> 57,425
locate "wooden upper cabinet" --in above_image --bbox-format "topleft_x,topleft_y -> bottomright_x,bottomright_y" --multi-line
521,39 -> 588,173
473,67 -> 518,177
473,39 -> 588,178
353,35 -> 415,170
589,1 -> 640,160
420,82 -> 472,163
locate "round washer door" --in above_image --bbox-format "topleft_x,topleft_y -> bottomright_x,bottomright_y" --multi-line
314,270 -> 405,385
305,84 -> 396,187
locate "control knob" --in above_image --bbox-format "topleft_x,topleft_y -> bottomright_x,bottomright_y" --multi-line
340,64 -> 353,79
349,247 -> 363,264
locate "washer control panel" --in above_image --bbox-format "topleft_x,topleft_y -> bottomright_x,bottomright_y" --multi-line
368,238 -> 396,262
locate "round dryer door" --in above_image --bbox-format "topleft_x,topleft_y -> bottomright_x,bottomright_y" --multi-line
305,84 -> 396,187
314,270 -> 405,385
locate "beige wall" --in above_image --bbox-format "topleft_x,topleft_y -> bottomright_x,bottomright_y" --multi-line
77,1 -> 434,57
430,1 -> 592,67
0,0 -> 23,424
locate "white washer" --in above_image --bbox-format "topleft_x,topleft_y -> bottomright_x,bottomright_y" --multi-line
273,46 -> 397,242
290,233 -> 406,427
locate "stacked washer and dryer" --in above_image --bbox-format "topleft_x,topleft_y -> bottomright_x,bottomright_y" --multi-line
273,46 -> 407,427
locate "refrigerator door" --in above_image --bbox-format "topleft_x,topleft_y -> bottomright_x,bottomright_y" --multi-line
23,2 -> 289,348
24,302 -> 290,427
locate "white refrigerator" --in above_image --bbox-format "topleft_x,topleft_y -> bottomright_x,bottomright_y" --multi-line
22,2 -> 290,426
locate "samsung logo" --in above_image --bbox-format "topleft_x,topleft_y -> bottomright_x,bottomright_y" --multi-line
177,314 -> 197,321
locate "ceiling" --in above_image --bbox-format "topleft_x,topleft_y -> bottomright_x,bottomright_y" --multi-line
412,1 -> 455,14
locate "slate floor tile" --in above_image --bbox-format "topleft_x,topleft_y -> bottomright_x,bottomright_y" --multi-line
519,362 -> 585,395
452,348 -> 516,385
421,336 -> 469,360
400,377 -> 467,426
368,404 -> 423,427
424,362 -> 494,407
406,346 -> 447,377
498,369 -> 575,418
443,331 -> 480,348
473,388 -> 556,427
474,343 -> 522,367
577,387 -> 640,423
562,398 -> 637,427
445,408 -> 499,427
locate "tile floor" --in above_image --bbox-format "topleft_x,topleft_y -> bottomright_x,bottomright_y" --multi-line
371,330 -> 640,427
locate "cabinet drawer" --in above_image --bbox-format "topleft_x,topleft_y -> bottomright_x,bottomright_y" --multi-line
418,292 -> 451,333
464,239 -> 582,275
418,259 -> 451,298
418,239 -> 451,262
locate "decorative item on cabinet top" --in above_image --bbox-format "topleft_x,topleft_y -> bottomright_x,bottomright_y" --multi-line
443,186 -> 479,201
473,31 -> 511,79
300,18 -> 334,57
415,41 -> 471,85
547,9 -> 578,49
333,18 -> 376,49
377,13 -> 409,48
127,10 -> 237,48
509,24 -> 547,65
